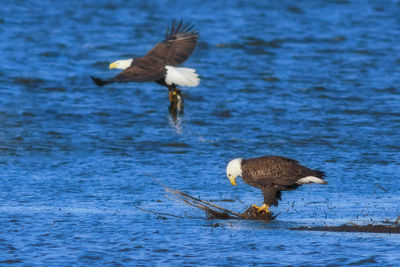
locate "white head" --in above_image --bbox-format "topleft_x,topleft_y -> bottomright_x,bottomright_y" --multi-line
226,158 -> 243,186
109,59 -> 133,70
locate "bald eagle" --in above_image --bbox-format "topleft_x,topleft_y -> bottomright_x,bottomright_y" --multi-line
90,20 -> 200,109
226,156 -> 327,214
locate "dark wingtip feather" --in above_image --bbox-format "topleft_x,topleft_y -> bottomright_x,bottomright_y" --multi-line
167,19 -> 197,38
90,76 -> 110,86
165,26 -> 169,39
170,19 -> 176,35
175,20 -> 183,34
185,24 -> 194,32
314,170 -> 326,179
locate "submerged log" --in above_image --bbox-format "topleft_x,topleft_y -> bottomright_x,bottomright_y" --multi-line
291,224 -> 400,234
291,218 -> 400,234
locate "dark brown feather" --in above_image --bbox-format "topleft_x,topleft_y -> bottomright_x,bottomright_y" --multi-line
262,186 -> 282,206
241,155 -> 325,206
145,19 -> 198,66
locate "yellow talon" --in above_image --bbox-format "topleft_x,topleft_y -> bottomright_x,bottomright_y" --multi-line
168,90 -> 178,103
252,204 -> 270,213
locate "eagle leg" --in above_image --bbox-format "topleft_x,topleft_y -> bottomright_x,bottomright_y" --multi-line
167,84 -> 176,102
251,203 -> 270,214
168,88 -> 174,103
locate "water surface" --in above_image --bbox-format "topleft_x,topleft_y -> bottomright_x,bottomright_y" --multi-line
1,0 -> 400,265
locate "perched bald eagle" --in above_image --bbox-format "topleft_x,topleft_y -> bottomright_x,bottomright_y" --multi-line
90,20 -> 200,114
226,156 -> 327,214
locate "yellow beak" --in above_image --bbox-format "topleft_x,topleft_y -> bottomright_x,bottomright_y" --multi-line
109,62 -> 118,69
229,176 -> 237,186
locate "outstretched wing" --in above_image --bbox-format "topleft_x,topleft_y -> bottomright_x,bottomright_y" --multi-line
145,20 -> 198,66
113,57 -> 165,83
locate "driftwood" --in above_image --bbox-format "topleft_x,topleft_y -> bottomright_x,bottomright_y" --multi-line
144,176 -> 276,221
165,187 -> 275,221
134,206 -> 184,219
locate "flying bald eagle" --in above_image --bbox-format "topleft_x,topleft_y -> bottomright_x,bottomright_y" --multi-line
226,155 -> 327,214
90,20 -> 200,115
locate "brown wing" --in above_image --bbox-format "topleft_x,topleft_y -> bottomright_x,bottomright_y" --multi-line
241,156 -> 313,187
145,20 -> 198,66
113,57 -> 165,83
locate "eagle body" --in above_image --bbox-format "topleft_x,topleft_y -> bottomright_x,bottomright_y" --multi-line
226,155 -> 326,209
113,56 -> 165,83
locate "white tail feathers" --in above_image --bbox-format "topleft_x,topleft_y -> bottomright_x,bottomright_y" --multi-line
165,66 -> 200,87
296,176 -> 327,185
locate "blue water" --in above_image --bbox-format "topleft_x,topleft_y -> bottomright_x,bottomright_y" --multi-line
1,0 -> 400,265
